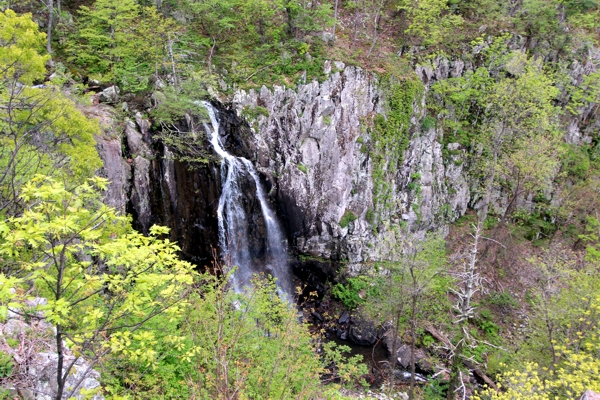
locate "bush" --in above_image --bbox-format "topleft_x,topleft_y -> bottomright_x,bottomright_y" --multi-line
421,115 -> 436,131
331,277 -> 378,309
339,210 -> 358,228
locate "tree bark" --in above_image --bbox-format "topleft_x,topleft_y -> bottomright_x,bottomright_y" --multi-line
331,0 -> 339,45
47,0 -> 54,56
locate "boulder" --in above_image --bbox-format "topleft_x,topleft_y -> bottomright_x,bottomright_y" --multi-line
348,317 -> 377,346
98,86 -> 119,104
395,345 -> 431,372
384,332 -> 432,372
338,311 -> 350,324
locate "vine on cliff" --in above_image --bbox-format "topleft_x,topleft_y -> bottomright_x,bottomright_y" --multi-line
370,72 -> 424,216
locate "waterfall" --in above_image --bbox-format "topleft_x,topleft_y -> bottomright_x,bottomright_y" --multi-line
201,102 -> 293,297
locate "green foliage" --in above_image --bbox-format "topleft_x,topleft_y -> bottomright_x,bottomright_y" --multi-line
371,72 -> 423,211
478,292 -> 600,399
339,209 -> 357,228
0,11 -> 102,215
0,9 -> 49,85
177,0 -> 332,89
178,274 -> 324,399
331,276 -> 378,309
421,116 -> 436,131
512,208 -> 558,242
363,233 -> 449,338
485,291 -> 519,311
151,80 -> 211,126
0,352 -> 13,378
365,208 -> 376,225
68,0 -> 178,92
475,309 -> 501,338
397,0 -> 464,47
322,341 -> 369,388
423,376 -> 449,399
0,176 -> 196,398
562,143 -> 592,179
433,50 -> 562,220
241,105 -> 270,121
297,163 -> 308,173
519,0 -> 563,41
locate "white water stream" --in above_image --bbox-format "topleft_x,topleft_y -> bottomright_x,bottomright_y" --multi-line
201,102 -> 292,297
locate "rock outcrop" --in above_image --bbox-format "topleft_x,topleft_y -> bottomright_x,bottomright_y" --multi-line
233,64 -> 469,267
0,298 -> 103,400
92,50 -> 599,274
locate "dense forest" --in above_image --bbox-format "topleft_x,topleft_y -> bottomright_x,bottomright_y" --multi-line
1,0 -> 600,399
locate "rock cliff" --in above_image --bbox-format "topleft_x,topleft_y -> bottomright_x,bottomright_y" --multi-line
94,46 -> 599,274
232,62 -> 470,269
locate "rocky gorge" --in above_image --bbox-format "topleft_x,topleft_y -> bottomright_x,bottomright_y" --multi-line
96,46 -> 600,278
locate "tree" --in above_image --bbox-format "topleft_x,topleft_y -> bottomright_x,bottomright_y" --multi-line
68,0 -> 179,92
0,9 -> 102,216
363,232 -> 448,399
397,0 -> 464,47
0,176 -> 196,400
482,52 -> 562,219
181,272 -> 325,399
476,293 -> 600,399
0,9 -> 48,85
433,50 -> 561,221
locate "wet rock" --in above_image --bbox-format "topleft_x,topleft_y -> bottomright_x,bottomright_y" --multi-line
384,333 -> 432,372
95,120 -> 132,214
383,332 -> 403,357
393,370 -> 428,383
348,317 -> 377,346
0,298 -> 104,400
125,120 -> 151,158
130,156 -> 152,232
338,311 -> 350,324
395,345 -> 432,372
311,311 -> 324,322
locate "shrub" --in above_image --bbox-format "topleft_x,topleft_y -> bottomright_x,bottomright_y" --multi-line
331,277 -> 378,309
339,210 -> 358,228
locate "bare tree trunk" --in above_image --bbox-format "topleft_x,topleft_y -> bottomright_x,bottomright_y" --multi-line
168,38 -> 178,88
366,0 -> 385,59
55,326 -> 65,400
409,294 -> 417,400
331,0 -> 339,45
47,0 -> 54,56
207,36 -> 216,73
388,306 -> 403,390
448,222 -> 482,399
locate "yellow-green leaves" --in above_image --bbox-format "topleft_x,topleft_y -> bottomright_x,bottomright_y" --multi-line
397,0 -> 464,47
0,9 -> 48,85
0,12 -> 103,215
0,176 -> 196,373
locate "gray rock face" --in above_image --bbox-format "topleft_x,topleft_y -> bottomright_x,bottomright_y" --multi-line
0,298 -> 104,400
124,119 -> 154,231
89,105 -> 132,214
233,65 -> 469,264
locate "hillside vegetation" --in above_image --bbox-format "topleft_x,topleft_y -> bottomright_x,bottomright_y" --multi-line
1,0 -> 600,399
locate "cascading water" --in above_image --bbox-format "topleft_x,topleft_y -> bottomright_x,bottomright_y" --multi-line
201,102 -> 293,297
